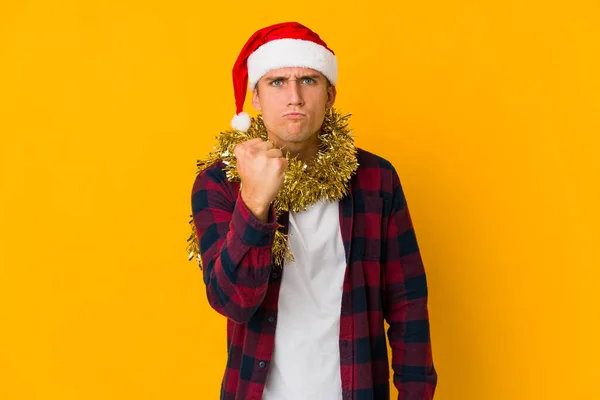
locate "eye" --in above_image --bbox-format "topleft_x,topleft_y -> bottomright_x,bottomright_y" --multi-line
270,79 -> 283,86
301,77 -> 315,84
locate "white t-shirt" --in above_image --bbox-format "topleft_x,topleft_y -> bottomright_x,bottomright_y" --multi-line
262,199 -> 346,400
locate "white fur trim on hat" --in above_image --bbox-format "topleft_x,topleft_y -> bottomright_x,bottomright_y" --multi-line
247,38 -> 338,89
231,112 -> 251,132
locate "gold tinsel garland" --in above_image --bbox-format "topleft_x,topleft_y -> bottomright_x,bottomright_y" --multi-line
187,107 -> 358,269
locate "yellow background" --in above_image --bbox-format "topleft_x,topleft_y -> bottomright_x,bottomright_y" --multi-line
1,0 -> 599,399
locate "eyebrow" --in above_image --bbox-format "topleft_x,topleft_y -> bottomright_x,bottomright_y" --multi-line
265,74 -> 322,83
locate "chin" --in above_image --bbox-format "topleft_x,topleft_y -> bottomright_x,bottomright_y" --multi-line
285,124 -> 317,139
283,130 -> 315,143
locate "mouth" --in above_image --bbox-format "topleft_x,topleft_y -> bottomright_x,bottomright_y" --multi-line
283,112 -> 305,120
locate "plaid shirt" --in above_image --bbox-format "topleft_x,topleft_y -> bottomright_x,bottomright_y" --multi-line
191,148 -> 437,400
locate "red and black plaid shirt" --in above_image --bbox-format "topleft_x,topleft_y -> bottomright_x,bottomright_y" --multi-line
191,148 -> 437,399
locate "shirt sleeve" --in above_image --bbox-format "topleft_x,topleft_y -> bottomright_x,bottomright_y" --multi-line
383,167 -> 438,399
191,164 -> 279,323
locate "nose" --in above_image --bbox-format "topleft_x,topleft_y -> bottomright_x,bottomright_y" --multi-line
287,80 -> 304,107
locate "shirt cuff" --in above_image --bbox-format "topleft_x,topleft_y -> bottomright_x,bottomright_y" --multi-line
231,192 -> 279,247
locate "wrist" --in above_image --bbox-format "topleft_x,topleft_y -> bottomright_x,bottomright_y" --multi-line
240,189 -> 270,222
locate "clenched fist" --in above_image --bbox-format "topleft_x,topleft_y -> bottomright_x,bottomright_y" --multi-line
234,138 -> 288,222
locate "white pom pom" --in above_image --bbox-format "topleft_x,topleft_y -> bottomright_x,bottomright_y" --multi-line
231,112 -> 251,132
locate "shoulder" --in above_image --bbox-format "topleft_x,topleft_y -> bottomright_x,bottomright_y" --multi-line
192,160 -> 227,186
352,148 -> 399,195
190,159 -> 240,215
191,159 -> 236,197
356,147 -> 394,171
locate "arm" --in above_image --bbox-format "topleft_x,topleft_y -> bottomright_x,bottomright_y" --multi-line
383,167 -> 437,399
191,165 -> 279,324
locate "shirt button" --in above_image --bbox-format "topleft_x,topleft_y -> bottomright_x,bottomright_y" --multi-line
268,316 -> 275,323
271,272 -> 279,280
258,361 -> 266,368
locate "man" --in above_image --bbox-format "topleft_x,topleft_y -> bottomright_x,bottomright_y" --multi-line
190,22 -> 437,400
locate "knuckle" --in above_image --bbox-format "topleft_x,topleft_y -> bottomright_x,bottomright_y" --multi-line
234,143 -> 244,155
276,158 -> 287,169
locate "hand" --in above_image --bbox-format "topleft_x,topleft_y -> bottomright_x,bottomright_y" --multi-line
234,138 -> 288,222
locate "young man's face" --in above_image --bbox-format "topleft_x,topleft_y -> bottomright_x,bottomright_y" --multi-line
251,67 -> 336,146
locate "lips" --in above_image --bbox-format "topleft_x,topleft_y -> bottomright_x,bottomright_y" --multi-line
283,113 -> 305,119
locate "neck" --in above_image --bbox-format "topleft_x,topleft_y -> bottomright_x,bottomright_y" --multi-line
268,131 -> 320,164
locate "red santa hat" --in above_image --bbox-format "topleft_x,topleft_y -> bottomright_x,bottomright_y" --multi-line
230,22 -> 338,132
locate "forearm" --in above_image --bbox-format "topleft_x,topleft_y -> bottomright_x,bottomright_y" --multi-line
384,167 -> 437,399
197,191 -> 279,323
387,296 -> 437,399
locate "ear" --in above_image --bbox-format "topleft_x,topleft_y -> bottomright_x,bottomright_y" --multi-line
251,88 -> 262,111
326,85 -> 337,109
